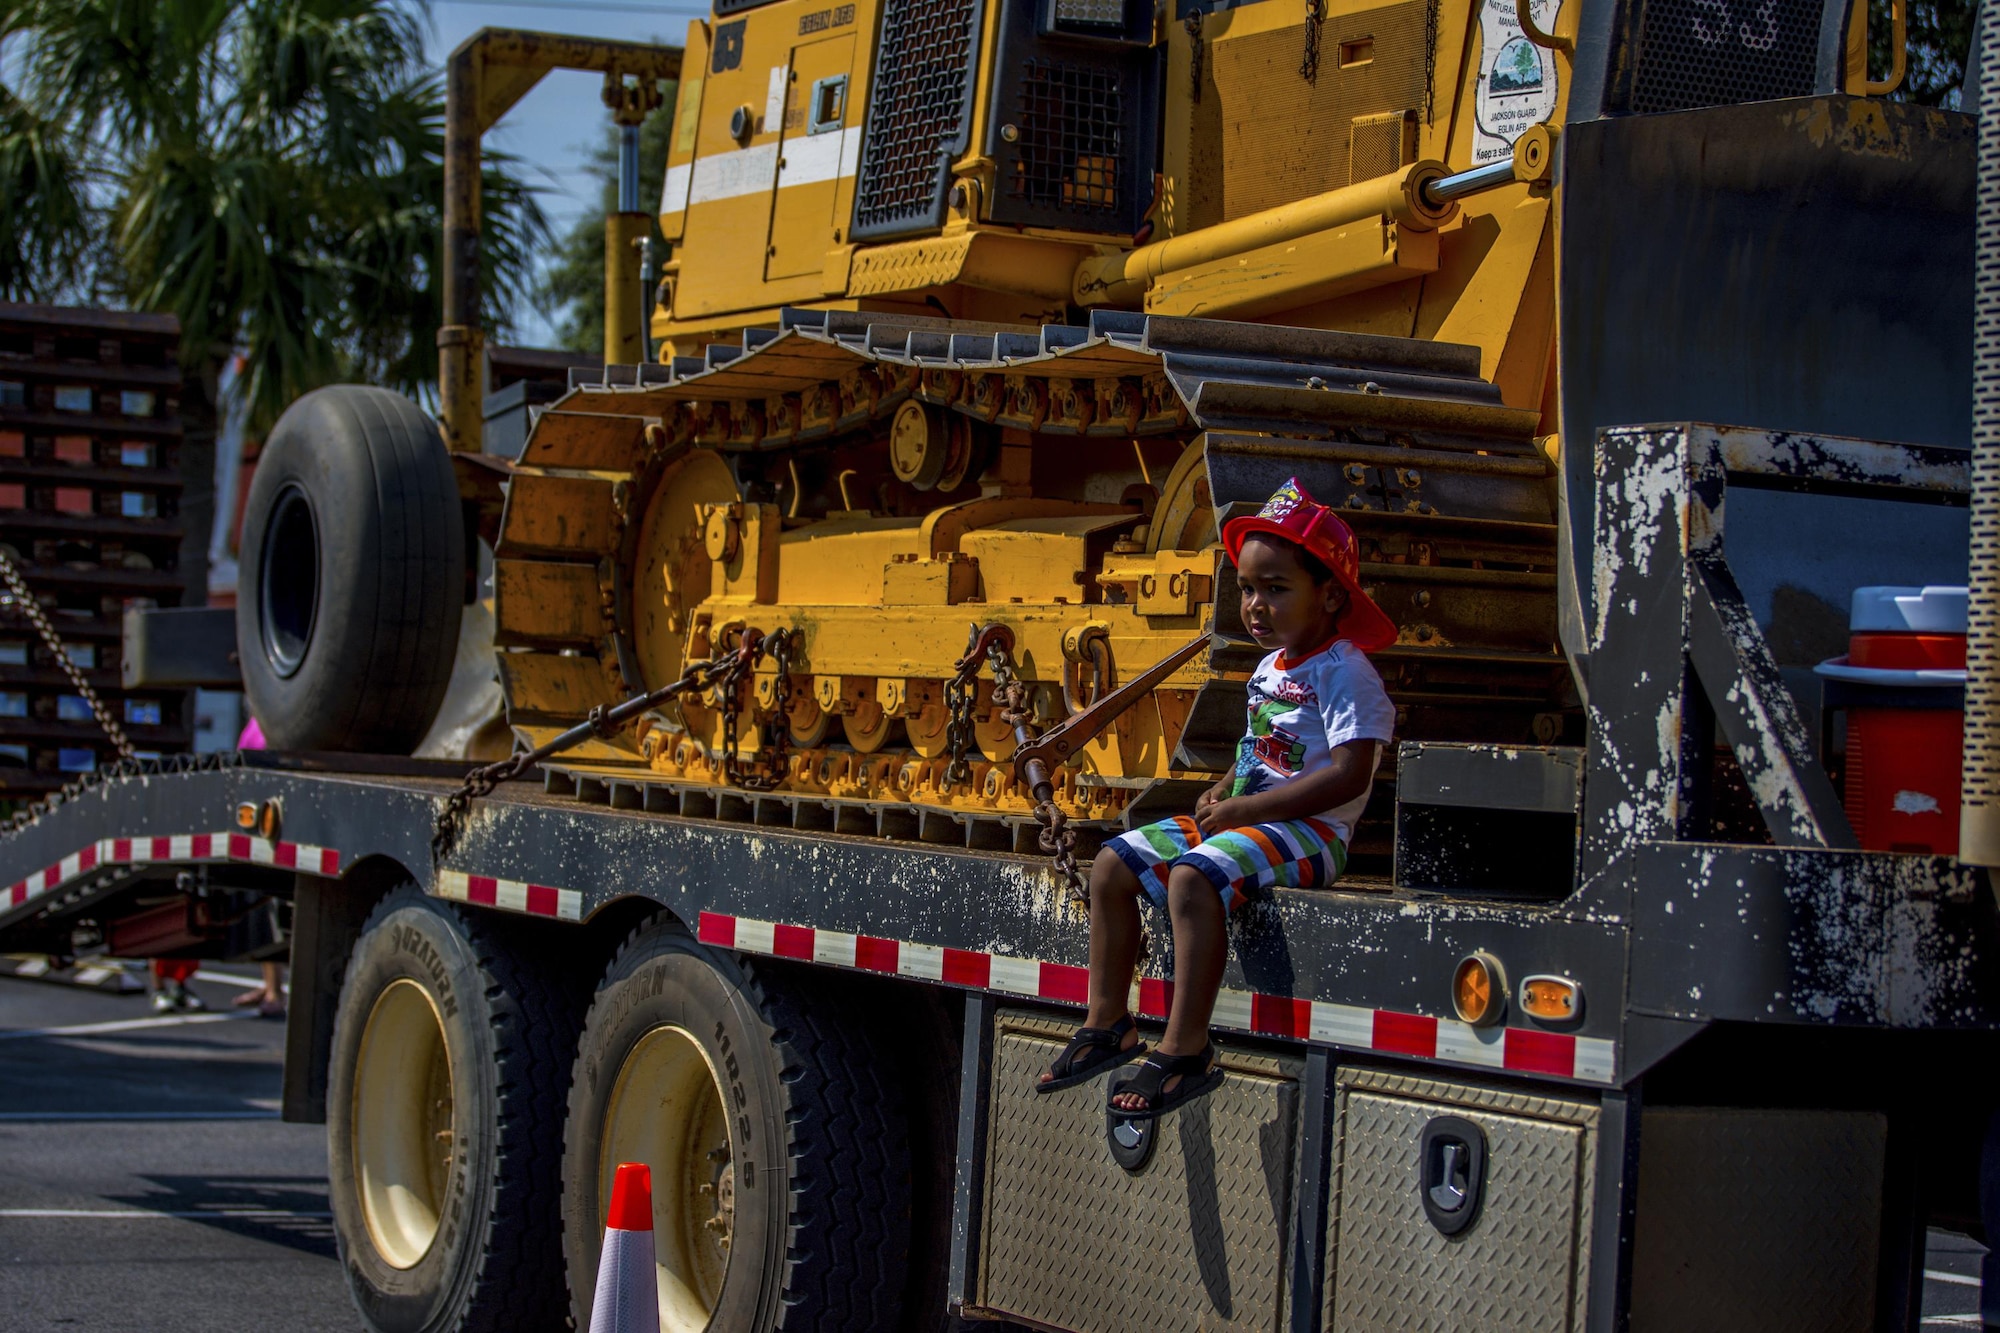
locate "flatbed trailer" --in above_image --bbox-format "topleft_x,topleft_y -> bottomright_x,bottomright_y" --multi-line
2,590 -> 1995,1332
6,0 -> 2000,1326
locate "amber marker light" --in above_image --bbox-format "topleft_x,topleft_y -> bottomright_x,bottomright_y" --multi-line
258,799 -> 282,841
234,802 -> 258,830
1521,974 -> 1582,1024
1451,952 -> 1505,1026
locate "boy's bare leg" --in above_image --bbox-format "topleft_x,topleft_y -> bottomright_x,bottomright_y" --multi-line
1040,849 -> 1143,1085
1085,849 -> 1144,1027
1112,864 -> 1225,1111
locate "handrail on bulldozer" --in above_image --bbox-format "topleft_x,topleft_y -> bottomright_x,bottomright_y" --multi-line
439,29 -> 683,454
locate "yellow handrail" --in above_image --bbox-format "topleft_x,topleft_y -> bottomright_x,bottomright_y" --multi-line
1845,0 -> 1907,96
1515,0 -> 1573,55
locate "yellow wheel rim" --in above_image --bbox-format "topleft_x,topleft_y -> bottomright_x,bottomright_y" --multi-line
972,681 -> 1018,763
601,1025 -> 734,1332
841,705 -> 896,754
906,702 -> 951,758
352,978 -> 454,1270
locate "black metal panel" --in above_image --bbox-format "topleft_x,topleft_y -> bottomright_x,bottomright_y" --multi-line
120,606 -> 241,689
983,0 -> 1158,236
851,0 -> 986,240
1615,841 -> 2000,1028
1288,1046 -> 1335,1333
1557,98 -> 1974,674
1583,1086 -> 1643,1333
946,991 -> 996,1313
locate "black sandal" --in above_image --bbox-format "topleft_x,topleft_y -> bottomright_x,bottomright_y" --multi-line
1035,1015 -> 1146,1093
1107,1043 -> 1223,1119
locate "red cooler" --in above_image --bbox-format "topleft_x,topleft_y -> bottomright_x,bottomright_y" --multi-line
1814,586 -> 1967,854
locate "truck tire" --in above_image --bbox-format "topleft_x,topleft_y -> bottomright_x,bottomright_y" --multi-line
238,385 -> 463,753
327,885 -> 581,1333
562,919 -> 911,1332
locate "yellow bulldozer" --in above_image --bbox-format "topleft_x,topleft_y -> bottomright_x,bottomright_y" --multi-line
235,0 -> 1936,864
365,0 -> 1587,852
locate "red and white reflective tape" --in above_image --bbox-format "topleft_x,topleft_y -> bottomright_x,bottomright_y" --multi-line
435,869 -> 583,922
4,833 -> 341,912
697,909 -> 1619,1084
3,832 -> 1615,1082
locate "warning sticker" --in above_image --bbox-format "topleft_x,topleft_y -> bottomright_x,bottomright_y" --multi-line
1473,0 -> 1562,164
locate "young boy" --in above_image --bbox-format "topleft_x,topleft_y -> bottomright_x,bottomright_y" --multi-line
1036,477 -> 1397,1117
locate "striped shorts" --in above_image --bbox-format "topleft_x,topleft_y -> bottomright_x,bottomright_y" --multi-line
1106,815 -> 1347,913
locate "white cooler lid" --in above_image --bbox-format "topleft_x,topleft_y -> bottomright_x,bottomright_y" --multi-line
1850,585 -> 1968,634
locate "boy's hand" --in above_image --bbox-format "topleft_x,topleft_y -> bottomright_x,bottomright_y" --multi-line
1194,785 -> 1223,818
1197,796 -> 1254,839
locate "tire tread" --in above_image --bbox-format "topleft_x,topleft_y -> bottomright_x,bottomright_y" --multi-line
568,921 -> 911,1333
340,887 -> 584,1333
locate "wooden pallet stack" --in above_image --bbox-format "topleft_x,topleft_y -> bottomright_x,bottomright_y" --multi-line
0,303 -> 193,803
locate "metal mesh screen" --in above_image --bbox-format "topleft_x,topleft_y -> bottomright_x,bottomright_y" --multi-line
852,0 -> 982,240
1616,0 -> 1824,114
1004,60 -> 1125,215
1962,0 -> 2000,864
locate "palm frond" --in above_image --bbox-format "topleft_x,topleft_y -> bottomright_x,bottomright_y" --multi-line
6,0 -> 553,432
0,86 -> 93,300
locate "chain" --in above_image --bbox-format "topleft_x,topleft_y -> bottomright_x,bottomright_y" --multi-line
719,628 -> 795,792
985,640 -> 1085,909
1185,10 -> 1205,101
0,546 -> 136,763
1301,0 -> 1324,82
719,644 -> 748,785
431,651 -> 733,864
942,649 -> 984,788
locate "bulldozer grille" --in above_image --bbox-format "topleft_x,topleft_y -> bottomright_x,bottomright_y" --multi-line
852,0 -> 983,240
1607,0 -> 1827,114
1004,61 -> 1124,214
984,2 -> 1157,235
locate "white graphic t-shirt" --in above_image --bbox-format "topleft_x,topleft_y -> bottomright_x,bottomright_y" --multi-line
1229,638 -> 1397,845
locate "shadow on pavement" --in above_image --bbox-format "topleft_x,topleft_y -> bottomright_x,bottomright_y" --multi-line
105,1174 -> 337,1259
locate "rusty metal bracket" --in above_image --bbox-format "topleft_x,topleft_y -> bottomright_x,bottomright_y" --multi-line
1578,424 -> 1954,886
1686,557 -> 1855,848
1010,633 -> 1210,802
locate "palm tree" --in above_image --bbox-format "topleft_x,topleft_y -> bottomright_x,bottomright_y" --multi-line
0,0 -> 548,430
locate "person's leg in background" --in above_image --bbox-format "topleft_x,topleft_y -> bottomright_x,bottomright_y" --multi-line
231,961 -> 285,1018
150,957 -> 203,1013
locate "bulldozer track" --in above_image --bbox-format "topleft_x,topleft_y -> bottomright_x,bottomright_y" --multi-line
493,310 -> 1570,861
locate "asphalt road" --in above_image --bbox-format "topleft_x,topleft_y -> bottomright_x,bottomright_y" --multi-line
0,970 -> 1990,1331
0,971 -> 352,1333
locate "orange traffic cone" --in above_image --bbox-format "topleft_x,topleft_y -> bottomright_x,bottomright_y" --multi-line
589,1162 -> 658,1333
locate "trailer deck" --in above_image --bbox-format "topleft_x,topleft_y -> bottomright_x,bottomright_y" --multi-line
6,750 -> 1995,1108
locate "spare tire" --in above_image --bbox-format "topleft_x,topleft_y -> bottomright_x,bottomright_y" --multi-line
237,386 -> 464,752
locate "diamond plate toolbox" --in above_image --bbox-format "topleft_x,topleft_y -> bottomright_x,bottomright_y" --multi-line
979,1010 -> 1304,1333
1326,1066 -> 1599,1332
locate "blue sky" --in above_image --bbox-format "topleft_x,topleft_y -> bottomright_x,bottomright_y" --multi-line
405,0 -> 707,346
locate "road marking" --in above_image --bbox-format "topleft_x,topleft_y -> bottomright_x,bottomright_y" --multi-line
194,969 -> 265,989
1925,1270 -> 1982,1288
0,1012 -> 244,1041
1920,1317 -> 1983,1327
0,1208 -> 330,1220
0,1104 -> 280,1112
